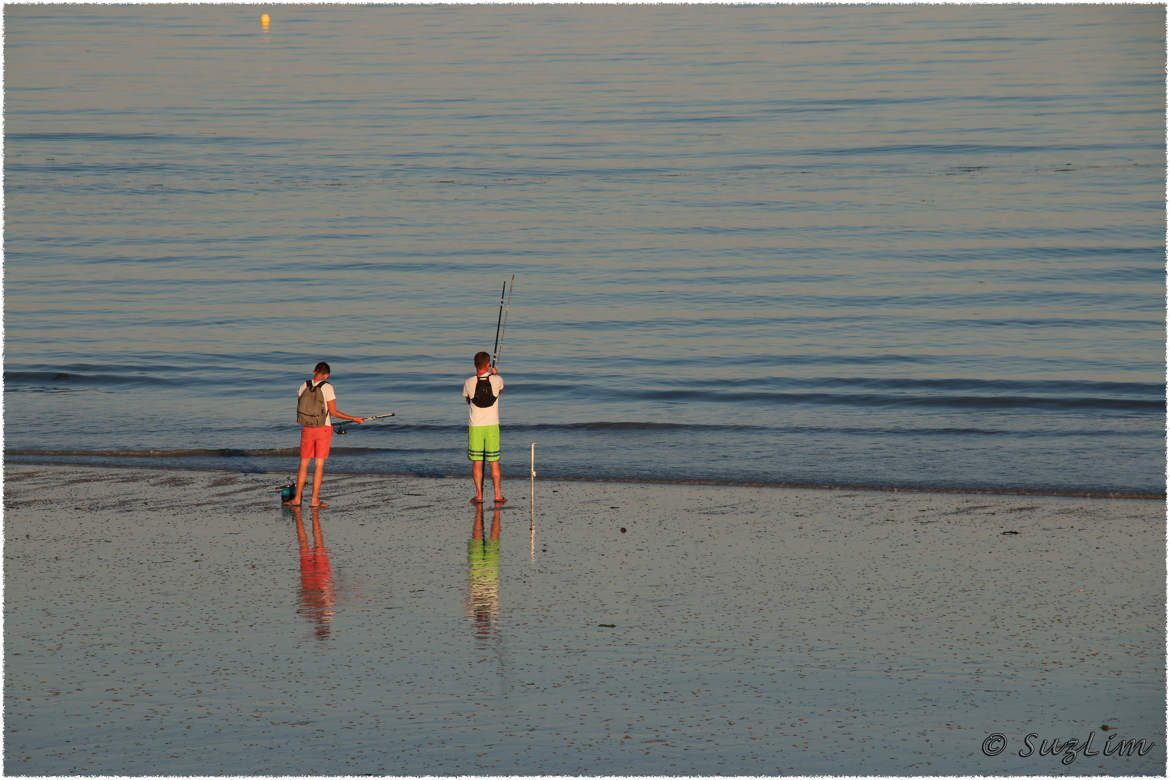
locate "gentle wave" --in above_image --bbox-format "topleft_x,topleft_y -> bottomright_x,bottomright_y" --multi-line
807,141 -> 1156,157
631,389 -> 1164,412
4,370 -> 189,388
6,448 -> 303,458
319,421 -> 1157,438
5,131 -> 291,146
7,365 -> 1162,415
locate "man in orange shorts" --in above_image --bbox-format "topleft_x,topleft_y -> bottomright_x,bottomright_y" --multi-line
284,361 -> 364,508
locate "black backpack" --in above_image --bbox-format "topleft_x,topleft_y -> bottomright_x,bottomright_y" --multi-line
470,375 -> 497,408
297,380 -> 330,426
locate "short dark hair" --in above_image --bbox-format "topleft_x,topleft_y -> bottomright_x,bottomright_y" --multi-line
314,361 -> 331,375
474,352 -> 491,369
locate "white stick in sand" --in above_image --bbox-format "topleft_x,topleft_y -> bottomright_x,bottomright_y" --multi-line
530,442 -> 536,562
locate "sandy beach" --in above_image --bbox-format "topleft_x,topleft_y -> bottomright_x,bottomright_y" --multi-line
3,463 -> 1164,776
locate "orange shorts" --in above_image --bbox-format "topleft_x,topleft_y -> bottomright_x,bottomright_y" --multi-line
299,425 -> 333,460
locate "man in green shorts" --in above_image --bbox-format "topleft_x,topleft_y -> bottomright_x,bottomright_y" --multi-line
463,351 -> 506,505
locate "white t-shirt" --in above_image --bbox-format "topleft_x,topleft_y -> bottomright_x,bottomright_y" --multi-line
298,380 -> 336,426
463,373 -> 504,427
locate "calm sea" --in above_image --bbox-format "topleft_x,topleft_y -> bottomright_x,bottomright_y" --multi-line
4,5 -> 1165,497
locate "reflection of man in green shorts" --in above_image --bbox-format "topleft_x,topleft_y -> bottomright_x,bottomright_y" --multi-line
465,504 -> 501,637
463,351 -> 506,505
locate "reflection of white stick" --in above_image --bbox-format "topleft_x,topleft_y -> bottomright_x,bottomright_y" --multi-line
530,442 -> 536,562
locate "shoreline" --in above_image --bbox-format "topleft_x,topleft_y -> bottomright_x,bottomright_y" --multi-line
4,451 -> 1165,501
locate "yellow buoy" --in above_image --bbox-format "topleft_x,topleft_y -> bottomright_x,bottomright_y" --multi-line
260,13 -> 270,27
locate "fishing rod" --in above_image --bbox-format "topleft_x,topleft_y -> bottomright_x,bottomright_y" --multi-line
490,279 -> 507,368
496,274 -> 515,367
491,274 -> 515,368
333,411 -> 395,434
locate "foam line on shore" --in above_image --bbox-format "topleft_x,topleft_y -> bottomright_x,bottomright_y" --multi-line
5,452 -> 1164,501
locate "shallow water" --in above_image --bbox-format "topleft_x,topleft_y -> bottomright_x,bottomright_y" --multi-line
4,465 -> 1165,775
4,5 -> 1166,495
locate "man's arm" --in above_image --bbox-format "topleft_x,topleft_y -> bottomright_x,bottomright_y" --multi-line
326,399 -> 363,423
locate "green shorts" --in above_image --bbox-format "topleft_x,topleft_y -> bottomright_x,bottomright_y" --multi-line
467,425 -> 500,462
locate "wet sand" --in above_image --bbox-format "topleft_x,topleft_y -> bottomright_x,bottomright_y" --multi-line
3,463 -> 1165,776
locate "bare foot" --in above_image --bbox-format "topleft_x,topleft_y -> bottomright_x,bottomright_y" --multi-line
470,496 -> 484,504
282,498 -> 301,506
309,501 -> 329,508
494,496 -> 507,505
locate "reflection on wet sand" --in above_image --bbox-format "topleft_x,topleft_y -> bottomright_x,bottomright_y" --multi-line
291,506 -> 336,639
465,503 -> 501,638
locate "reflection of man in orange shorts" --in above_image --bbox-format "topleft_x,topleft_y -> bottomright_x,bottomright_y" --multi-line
293,506 -> 336,639
284,362 -> 364,508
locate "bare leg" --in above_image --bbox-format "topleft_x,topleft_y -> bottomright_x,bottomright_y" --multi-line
309,459 -> 328,507
490,461 -> 505,504
284,457 -> 311,505
471,461 -> 484,503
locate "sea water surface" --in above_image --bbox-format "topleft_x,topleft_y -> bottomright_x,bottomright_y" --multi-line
3,5 -> 1166,496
